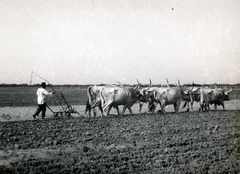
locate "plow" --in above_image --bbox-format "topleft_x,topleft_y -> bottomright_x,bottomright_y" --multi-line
46,92 -> 81,117
30,71 -> 85,118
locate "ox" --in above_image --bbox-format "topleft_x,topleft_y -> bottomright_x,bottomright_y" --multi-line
139,86 -> 159,113
151,79 -> 182,114
198,88 -> 212,111
181,87 -> 201,111
136,79 -> 156,113
153,87 -> 181,114
151,79 -> 194,114
208,88 -> 233,110
85,84 -> 121,117
100,85 -> 142,117
199,87 -> 233,112
85,85 -> 105,117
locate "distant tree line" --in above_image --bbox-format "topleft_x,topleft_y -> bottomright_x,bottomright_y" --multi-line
0,83 -> 239,87
0,83 -> 29,87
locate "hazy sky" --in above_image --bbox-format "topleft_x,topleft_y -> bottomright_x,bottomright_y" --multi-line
1,0 -> 240,85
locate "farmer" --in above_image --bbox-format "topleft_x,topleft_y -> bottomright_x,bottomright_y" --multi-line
33,82 -> 55,119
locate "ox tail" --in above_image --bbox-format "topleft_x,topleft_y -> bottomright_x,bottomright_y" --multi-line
99,89 -> 106,111
153,90 -> 157,102
199,89 -> 204,112
87,86 -> 93,103
153,90 -> 160,105
85,86 -> 93,113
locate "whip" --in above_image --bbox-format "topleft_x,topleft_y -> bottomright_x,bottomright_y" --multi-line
30,71 -> 82,117
30,71 -> 64,111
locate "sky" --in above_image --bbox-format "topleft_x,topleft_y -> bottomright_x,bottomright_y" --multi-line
0,0 -> 240,85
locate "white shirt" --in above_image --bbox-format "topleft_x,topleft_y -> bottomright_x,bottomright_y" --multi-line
37,87 -> 52,104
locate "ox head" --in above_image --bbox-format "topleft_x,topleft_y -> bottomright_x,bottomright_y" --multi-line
137,79 -> 152,102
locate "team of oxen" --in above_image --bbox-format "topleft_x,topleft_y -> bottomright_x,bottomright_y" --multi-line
85,79 -> 233,117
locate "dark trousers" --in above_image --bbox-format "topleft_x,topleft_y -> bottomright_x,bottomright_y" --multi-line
34,103 -> 47,118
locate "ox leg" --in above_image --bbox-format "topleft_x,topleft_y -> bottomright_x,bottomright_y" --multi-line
148,100 -> 156,113
128,107 -> 133,115
98,105 -> 103,117
102,102 -> 112,117
191,102 -> 194,111
151,102 -> 157,113
121,106 -> 127,116
181,102 -> 188,112
92,108 -> 97,117
174,102 -> 180,113
115,106 -> 121,115
187,102 -> 190,112
107,105 -> 112,116
222,103 -> 225,110
87,109 -> 91,117
199,103 -> 203,112
85,100 -> 91,117
139,102 -> 143,113
186,102 -> 189,112
205,103 -> 210,111
160,103 -> 166,114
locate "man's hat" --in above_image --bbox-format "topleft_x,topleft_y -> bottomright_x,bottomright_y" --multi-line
41,82 -> 46,87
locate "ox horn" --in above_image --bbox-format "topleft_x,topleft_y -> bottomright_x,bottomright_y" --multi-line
226,88 -> 233,94
174,80 -> 180,87
143,79 -> 152,92
135,79 -> 141,89
136,79 -> 140,85
116,81 -> 122,86
166,78 -> 170,89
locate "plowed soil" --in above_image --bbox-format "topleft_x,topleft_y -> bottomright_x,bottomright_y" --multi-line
1,110 -> 240,173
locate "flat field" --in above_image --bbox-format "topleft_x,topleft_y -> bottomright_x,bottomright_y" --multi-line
0,85 -> 240,173
0,85 -> 88,107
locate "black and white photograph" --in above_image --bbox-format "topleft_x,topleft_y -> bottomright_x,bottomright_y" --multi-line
0,0 -> 240,173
